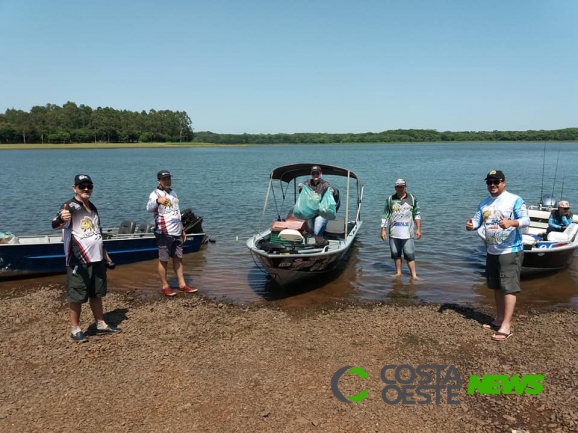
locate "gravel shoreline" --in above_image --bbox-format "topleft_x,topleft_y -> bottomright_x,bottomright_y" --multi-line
1,285 -> 577,433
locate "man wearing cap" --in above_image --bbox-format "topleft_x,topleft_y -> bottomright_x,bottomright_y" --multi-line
301,165 -> 339,243
466,170 -> 530,341
146,170 -> 197,296
380,178 -> 422,279
52,174 -> 121,342
547,200 -> 573,235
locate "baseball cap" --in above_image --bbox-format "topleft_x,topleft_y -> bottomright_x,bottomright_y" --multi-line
74,174 -> 93,185
311,165 -> 322,174
485,170 -> 505,181
558,200 -> 570,208
395,179 -> 406,186
157,170 -> 172,179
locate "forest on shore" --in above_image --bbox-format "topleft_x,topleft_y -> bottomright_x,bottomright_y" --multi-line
1,102 -> 577,145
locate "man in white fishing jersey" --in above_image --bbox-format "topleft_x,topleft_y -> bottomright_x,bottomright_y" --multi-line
466,170 -> 530,341
147,170 -> 198,296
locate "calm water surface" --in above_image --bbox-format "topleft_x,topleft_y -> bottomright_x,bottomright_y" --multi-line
1,143 -> 577,309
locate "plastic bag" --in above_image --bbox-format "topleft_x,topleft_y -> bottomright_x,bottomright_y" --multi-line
318,188 -> 337,220
293,185 -> 320,220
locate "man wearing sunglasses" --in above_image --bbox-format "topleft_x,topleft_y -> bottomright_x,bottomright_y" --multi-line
547,200 -> 573,236
52,174 -> 120,342
466,170 -> 529,342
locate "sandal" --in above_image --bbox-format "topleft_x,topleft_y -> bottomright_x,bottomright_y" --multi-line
491,331 -> 513,341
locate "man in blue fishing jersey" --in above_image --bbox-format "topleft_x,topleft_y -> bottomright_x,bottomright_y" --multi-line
466,170 -> 530,342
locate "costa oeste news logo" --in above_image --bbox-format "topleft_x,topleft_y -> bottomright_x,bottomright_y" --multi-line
331,364 -> 543,404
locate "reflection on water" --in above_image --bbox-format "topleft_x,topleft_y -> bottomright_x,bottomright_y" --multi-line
0,143 -> 577,310
2,238 -> 576,311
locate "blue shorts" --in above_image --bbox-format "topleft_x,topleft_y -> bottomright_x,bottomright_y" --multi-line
309,215 -> 328,237
389,238 -> 416,261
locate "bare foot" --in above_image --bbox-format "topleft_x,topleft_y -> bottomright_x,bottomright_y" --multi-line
392,273 -> 402,278
410,275 -> 421,281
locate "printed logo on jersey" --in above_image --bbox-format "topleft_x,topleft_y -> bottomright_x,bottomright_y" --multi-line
79,216 -> 101,240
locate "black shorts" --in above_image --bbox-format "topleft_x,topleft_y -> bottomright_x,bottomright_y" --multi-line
486,252 -> 523,294
67,261 -> 107,303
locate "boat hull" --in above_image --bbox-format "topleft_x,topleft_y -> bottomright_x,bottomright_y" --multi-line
0,233 -> 205,280
251,247 -> 349,286
521,244 -> 577,275
247,221 -> 361,286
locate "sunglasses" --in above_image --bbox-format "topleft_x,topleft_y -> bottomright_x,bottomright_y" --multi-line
485,180 -> 502,186
560,207 -> 570,210
311,172 -> 320,176
77,183 -> 94,190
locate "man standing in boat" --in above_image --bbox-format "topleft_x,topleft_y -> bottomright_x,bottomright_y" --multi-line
52,174 -> 121,342
466,170 -> 530,342
300,165 -> 339,244
380,178 -> 422,280
147,170 -> 198,297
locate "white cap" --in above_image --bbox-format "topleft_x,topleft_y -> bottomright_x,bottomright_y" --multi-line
395,179 -> 406,186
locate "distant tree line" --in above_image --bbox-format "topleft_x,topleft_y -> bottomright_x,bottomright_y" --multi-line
1,102 -> 577,145
193,128 -> 578,144
0,102 -> 193,144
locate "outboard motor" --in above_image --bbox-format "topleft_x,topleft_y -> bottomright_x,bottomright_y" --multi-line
539,194 -> 557,211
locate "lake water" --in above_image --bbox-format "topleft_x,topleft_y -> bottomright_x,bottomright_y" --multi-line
1,143 -> 577,309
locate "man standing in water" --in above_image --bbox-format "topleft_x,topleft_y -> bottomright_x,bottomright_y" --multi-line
52,174 -> 121,342
380,178 -> 422,280
466,170 -> 529,341
147,170 -> 197,296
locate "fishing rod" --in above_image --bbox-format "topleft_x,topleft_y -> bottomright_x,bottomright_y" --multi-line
551,150 -> 561,198
539,141 -> 546,199
560,171 -> 565,203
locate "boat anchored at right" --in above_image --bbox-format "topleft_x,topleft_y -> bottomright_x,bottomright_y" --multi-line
478,194 -> 578,276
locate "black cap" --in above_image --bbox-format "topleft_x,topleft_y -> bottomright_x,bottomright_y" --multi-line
311,165 -> 322,174
157,170 -> 172,179
485,170 -> 505,181
74,174 -> 93,185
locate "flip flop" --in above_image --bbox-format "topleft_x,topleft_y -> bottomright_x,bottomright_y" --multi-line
482,322 -> 501,330
491,331 -> 513,341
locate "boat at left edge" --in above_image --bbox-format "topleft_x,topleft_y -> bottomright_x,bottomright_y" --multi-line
0,209 -> 207,280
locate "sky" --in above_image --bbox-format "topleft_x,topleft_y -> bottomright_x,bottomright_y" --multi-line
0,0 -> 577,134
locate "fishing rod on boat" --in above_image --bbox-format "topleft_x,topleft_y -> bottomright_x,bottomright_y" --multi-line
539,141 -> 546,200
560,171 -> 565,203
551,150 -> 561,199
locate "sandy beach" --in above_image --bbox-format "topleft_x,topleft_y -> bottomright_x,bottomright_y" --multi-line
1,284 -> 577,433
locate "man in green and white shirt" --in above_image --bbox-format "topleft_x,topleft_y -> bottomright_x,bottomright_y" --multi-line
380,178 -> 422,279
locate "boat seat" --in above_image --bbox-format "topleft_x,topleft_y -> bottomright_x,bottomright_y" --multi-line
566,223 -> 578,241
548,223 -> 578,242
136,223 -> 152,235
118,220 -> 136,235
271,215 -> 308,232
525,226 -> 546,237
530,221 -> 549,230
279,229 -> 304,244
522,234 -> 539,246
325,216 -> 346,236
